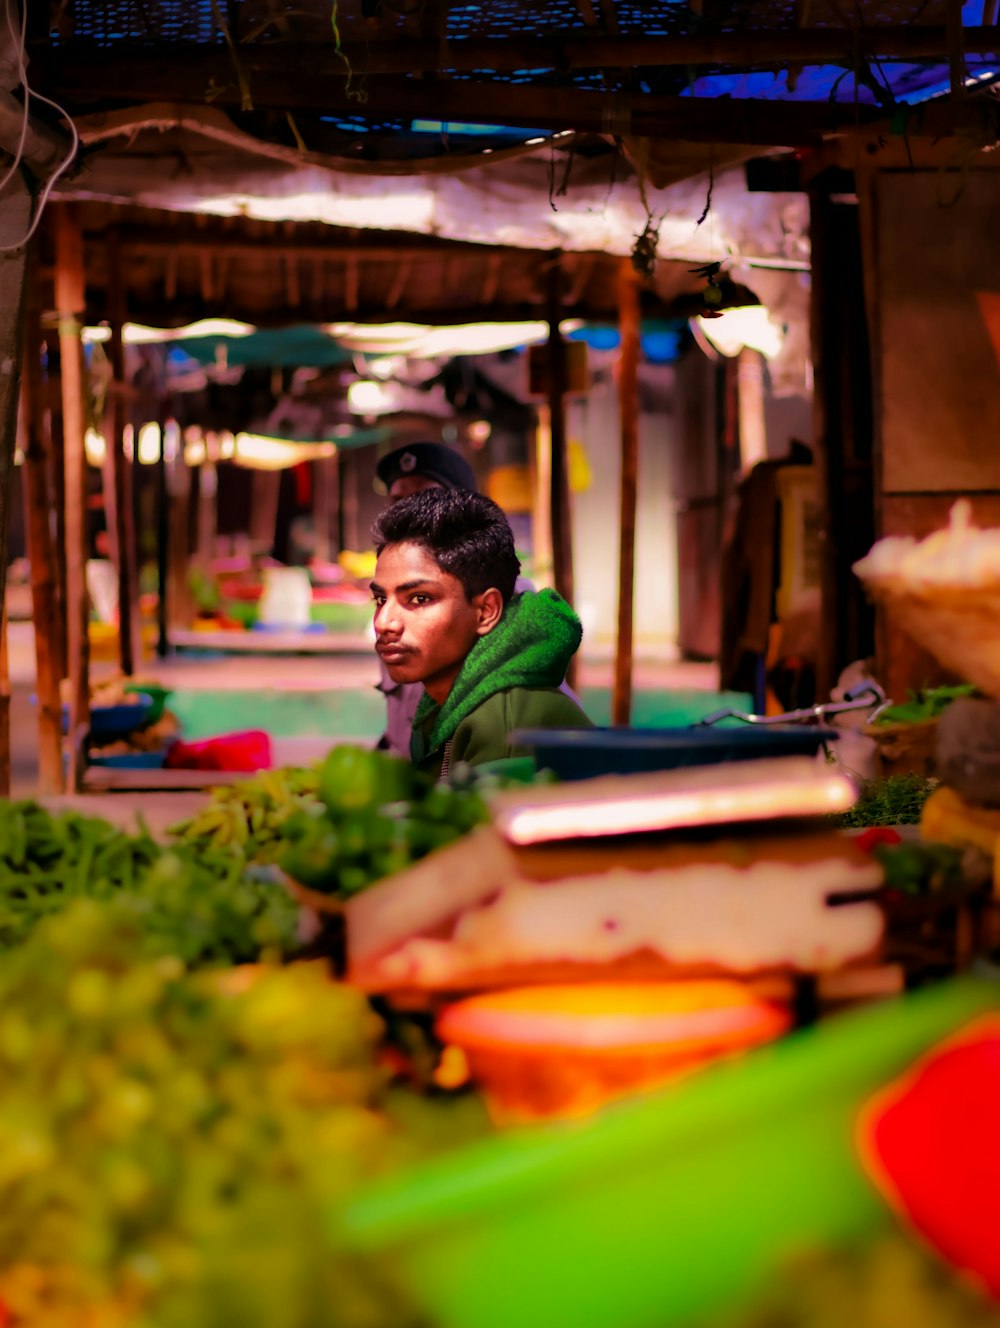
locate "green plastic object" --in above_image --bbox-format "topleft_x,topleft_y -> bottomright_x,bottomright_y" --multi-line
124,683 -> 172,725
343,979 -> 1000,1328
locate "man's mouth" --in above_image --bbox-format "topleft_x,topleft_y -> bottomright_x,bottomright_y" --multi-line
377,642 -> 414,663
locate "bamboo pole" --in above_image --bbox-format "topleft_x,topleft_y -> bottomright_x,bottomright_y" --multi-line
106,230 -> 142,675
612,259 -> 641,727
167,454 -> 193,629
48,398 -> 68,680
531,404 -> 554,590
0,606 -> 9,798
196,462 -> 218,565
737,348 -> 768,474
547,256 -> 574,609
53,203 -> 90,788
0,181 -> 32,796
312,453 -> 339,563
22,263 -> 64,794
155,420 -> 169,657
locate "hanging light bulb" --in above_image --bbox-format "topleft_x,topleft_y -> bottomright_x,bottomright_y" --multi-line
137,422 -> 162,465
84,428 -> 107,466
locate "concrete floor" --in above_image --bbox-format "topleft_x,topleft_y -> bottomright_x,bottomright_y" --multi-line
6,622 -> 721,807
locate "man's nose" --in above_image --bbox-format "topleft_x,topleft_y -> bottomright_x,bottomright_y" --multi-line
375,599 -> 402,636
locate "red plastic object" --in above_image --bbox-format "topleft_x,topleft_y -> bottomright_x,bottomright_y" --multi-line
859,1015 -> 1000,1299
856,827 -> 903,854
165,730 -> 272,772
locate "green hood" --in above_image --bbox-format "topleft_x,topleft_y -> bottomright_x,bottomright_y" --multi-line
411,589 -> 582,761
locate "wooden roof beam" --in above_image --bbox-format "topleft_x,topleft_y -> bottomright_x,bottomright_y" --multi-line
112,232 -> 533,261
35,26 -> 1000,81
41,62 -> 999,147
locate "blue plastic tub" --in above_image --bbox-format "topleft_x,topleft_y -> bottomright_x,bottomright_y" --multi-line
87,749 -> 168,770
90,693 -> 155,740
511,725 -> 835,781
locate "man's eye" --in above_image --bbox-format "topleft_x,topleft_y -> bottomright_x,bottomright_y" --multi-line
372,594 -> 385,607
410,594 -> 431,606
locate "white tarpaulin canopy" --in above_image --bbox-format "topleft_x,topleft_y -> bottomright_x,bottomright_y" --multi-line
65,105 -> 809,273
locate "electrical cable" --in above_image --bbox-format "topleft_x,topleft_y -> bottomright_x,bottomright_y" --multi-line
0,0 -> 30,199
0,0 -> 80,253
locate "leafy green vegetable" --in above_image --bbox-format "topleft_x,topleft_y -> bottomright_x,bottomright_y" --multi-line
873,684 -> 976,727
700,1229 -> 1000,1327
873,840 -> 975,895
833,774 -> 937,828
0,800 -> 300,965
0,904 -> 432,1328
279,747 -> 490,898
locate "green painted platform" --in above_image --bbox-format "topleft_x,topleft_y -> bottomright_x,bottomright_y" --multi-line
168,688 -> 753,743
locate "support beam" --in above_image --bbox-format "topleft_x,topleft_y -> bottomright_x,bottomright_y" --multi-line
313,453 -> 340,563
948,0 -> 967,98
39,60 -> 904,146
48,380 -> 68,680
0,179 -> 31,794
53,203 -> 90,788
547,256 -> 575,637
809,186 -> 876,699
106,230 -> 142,675
612,259 -> 641,727
37,26 -> 1000,80
0,607 -> 7,798
22,252 -> 64,794
155,419 -> 169,657
737,347 -> 768,474
196,462 -> 217,565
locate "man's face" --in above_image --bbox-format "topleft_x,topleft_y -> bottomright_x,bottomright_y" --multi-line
388,475 -> 444,503
372,541 -> 492,702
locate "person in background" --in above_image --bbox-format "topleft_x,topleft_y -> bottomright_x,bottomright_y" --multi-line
371,488 -> 590,779
373,441 -> 538,756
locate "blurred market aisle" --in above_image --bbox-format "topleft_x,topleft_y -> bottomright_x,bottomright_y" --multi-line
6,622 -> 729,799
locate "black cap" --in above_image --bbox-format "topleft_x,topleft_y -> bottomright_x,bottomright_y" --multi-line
375,442 -> 478,494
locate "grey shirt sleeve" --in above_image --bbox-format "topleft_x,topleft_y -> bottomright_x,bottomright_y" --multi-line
376,657 -> 426,759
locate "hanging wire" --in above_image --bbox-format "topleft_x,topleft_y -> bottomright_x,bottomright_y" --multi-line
0,0 -> 80,254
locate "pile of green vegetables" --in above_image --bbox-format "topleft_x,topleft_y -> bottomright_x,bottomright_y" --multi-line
277,746 -> 490,897
700,1229 -> 1000,1328
0,903 -> 461,1328
168,748 -> 492,899
833,774 -> 937,829
0,800 -> 299,965
871,684 -> 976,727
168,765 -> 322,863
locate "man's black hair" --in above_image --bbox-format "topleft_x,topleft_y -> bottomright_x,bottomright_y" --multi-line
372,488 -> 521,604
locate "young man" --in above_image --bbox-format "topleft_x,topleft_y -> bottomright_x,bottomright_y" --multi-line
371,488 -> 591,779
373,441 -> 537,757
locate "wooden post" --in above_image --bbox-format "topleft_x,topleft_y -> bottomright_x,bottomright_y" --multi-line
809,182 -> 876,699
531,405 -> 554,589
48,393 -> 68,679
0,607 -> 8,799
947,0 -> 966,99
196,462 -> 218,565
54,203 -> 90,787
22,258 -> 64,794
106,230 -> 142,675
547,255 -> 574,608
250,468 -> 281,552
167,454 -> 193,628
342,453 -> 361,553
612,259 -> 641,727
155,420 -> 169,656
0,179 -> 32,795
737,347 -> 768,473
313,452 -> 339,563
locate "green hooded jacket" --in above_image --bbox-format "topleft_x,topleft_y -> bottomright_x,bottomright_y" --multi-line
410,589 -> 592,779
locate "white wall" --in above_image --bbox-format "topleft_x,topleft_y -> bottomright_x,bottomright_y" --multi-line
567,367 -> 681,657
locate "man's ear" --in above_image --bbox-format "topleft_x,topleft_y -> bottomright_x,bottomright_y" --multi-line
474,587 -> 504,636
